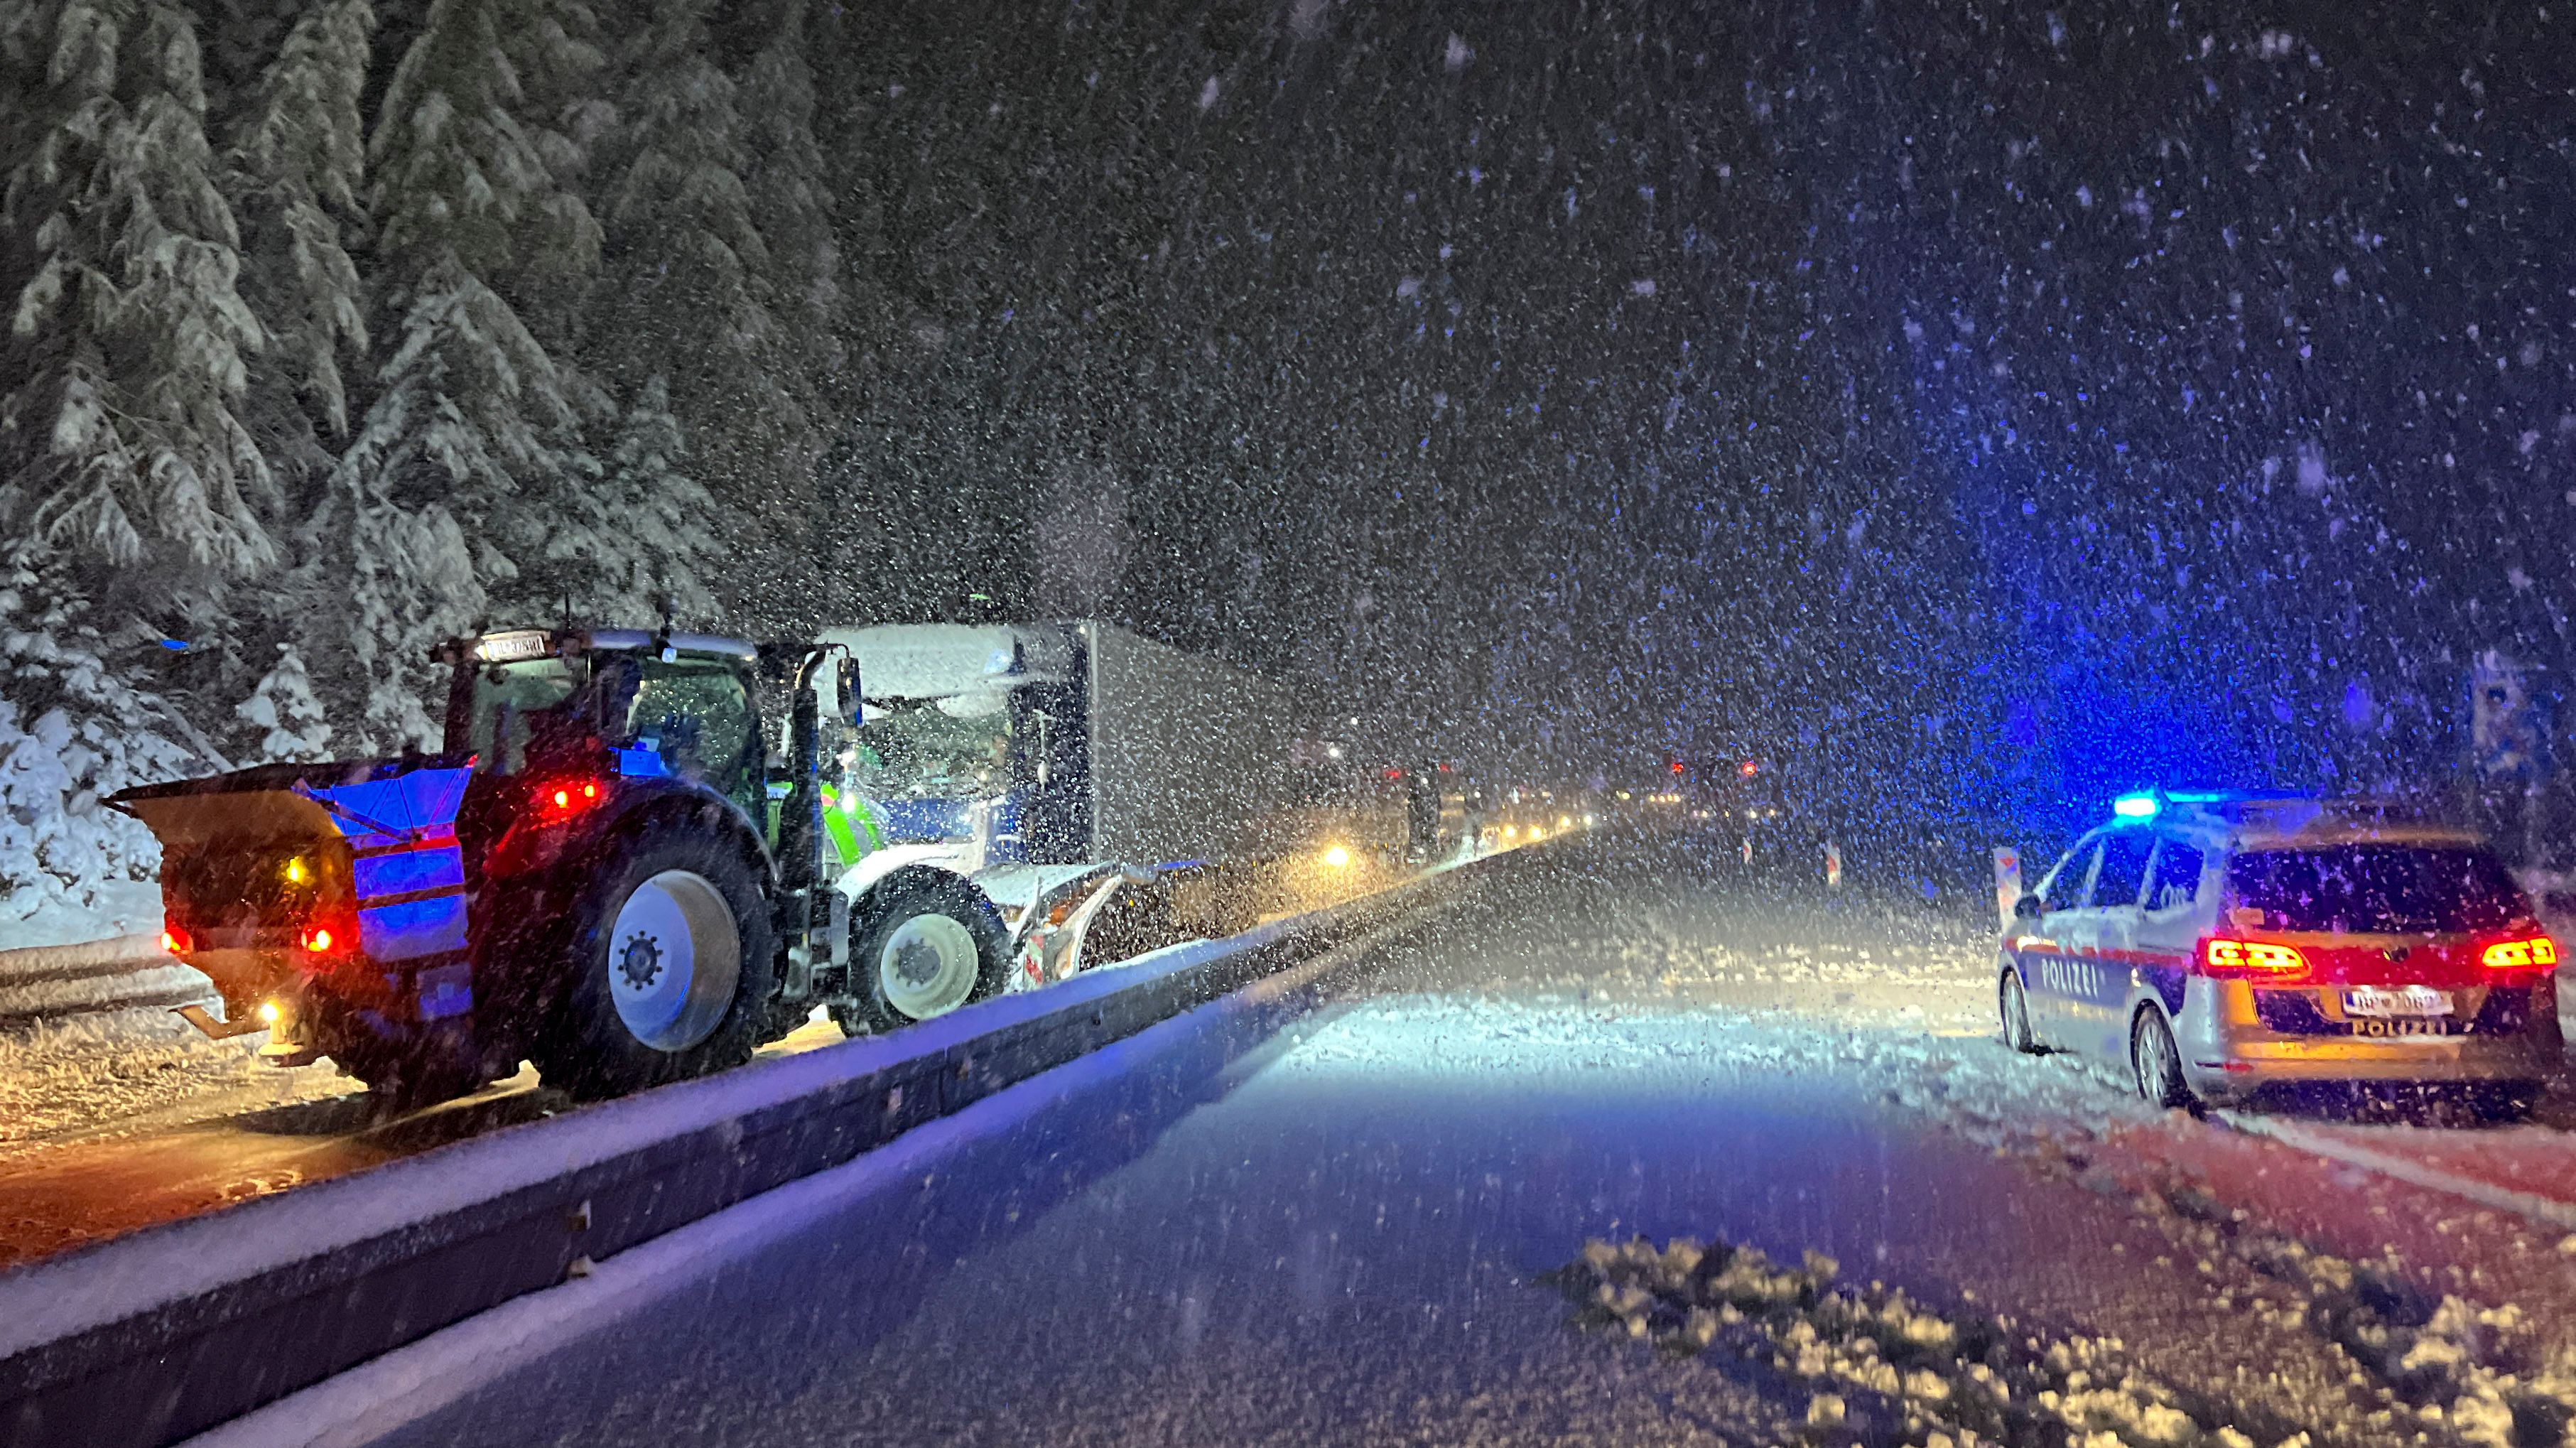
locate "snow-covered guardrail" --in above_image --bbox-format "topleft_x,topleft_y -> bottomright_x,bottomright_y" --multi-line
0,858 -> 1496,1448
0,935 -> 208,1031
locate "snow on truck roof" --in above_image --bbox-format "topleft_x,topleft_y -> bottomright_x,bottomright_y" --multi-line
816,622 -> 1077,702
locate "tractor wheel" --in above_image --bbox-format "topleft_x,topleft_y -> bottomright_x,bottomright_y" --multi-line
832,875 -> 1009,1037
533,824 -> 776,1100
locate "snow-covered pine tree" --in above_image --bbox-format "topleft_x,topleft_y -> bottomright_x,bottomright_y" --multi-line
0,0 -> 276,597
0,0 -> 277,907
225,0 -> 374,479
287,470 -> 483,750
536,374 -> 713,622
0,557 -> 202,914
312,0 -> 607,731
584,0 -> 776,628
724,0 -> 844,634
235,642 -> 334,761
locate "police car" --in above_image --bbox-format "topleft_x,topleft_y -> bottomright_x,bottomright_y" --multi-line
1999,789 -> 2564,1116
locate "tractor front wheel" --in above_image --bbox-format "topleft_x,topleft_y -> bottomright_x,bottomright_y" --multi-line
832,875 -> 1009,1037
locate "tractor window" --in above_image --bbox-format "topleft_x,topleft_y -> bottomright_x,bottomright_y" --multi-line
624,663 -> 757,808
458,658 -> 588,772
849,694 -> 1014,801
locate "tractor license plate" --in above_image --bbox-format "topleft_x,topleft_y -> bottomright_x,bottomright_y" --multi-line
2344,985 -> 2452,1020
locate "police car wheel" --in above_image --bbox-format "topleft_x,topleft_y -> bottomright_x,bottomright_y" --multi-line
1998,972 -> 2038,1054
2131,1008 -> 2195,1111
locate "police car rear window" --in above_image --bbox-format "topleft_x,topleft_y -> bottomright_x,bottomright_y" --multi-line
2223,845 -> 2525,935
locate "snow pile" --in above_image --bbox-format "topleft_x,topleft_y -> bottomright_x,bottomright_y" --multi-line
1552,1232 -> 2288,1448
2137,1185 -> 2576,1448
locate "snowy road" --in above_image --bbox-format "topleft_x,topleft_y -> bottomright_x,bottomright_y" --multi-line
298,828 -> 2576,1448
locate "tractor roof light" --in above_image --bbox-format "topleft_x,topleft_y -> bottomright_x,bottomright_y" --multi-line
471,630 -> 553,664
2112,792 -> 2160,820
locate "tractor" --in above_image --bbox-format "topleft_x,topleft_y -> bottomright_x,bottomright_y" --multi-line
116,626 -> 1125,1103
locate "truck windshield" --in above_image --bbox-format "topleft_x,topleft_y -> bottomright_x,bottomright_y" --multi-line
2224,844 -> 2526,935
848,697 -> 1011,800
459,657 -> 588,772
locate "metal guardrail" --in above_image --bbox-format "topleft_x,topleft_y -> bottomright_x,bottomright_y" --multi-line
0,863 -> 1488,1448
0,935 -> 208,1030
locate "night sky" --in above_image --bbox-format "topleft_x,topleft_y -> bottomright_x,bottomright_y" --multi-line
749,0 -> 2576,856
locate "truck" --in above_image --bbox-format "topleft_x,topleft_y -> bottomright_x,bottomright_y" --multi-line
114,621 -> 1405,1103
816,621 -> 1415,1003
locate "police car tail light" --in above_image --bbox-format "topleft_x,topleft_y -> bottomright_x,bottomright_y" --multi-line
2478,936 -> 2559,972
2200,938 -> 2307,978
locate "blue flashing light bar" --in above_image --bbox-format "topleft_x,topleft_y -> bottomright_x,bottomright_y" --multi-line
2114,787 -> 2307,821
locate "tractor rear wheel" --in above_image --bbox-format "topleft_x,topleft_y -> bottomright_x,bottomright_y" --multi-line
534,824 -> 776,1099
832,874 -> 1009,1036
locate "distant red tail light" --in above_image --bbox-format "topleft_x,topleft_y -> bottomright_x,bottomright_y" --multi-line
2479,936 -> 2559,972
160,926 -> 189,954
2200,937 -> 2308,978
302,926 -> 339,952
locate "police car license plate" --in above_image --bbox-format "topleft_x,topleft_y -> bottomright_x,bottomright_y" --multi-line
2344,985 -> 2452,1020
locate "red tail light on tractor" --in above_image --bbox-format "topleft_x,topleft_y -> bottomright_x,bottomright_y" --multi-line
541,777 -> 604,818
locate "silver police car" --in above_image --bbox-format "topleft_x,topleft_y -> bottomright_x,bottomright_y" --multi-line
1999,790 -> 2564,1115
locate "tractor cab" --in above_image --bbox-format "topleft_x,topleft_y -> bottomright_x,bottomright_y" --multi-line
438,629 -> 768,825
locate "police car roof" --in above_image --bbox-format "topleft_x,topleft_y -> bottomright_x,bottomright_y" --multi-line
2118,792 -> 2483,851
